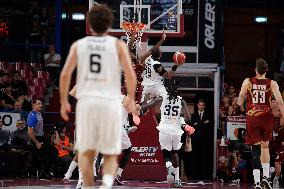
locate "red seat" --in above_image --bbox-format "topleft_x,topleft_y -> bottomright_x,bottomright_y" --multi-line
15,62 -> 28,71
29,86 -> 44,99
21,70 -> 33,80
0,62 -> 12,73
37,71 -> 50,81
30,62 -> 43,70
34,78 -> 46,88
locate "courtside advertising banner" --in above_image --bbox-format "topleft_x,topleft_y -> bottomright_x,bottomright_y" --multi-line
0,112 -> 21,132
226,116 -> 246,140
198,0 -> 223,64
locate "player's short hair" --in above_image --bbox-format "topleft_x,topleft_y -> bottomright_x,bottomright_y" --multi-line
89,4 -> 114,34
256,58 -> 268,75
198,99 -> 206,104
151,47 -> 162,60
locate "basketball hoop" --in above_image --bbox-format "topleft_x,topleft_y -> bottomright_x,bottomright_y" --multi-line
121,21 -> 146,49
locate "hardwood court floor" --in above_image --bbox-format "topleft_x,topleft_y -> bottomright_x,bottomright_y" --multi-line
0,178 -> 282,188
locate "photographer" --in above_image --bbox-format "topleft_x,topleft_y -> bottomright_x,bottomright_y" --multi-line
51,123 -> 73,177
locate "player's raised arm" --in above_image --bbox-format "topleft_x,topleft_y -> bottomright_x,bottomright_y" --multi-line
140,30 -> 166,66
60,42 -> 77,121
237,78 -> 249,106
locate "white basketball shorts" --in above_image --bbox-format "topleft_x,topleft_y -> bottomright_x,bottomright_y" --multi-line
75,97 -> 122,155
159,132 -> 182,151
140,84 -> 167,102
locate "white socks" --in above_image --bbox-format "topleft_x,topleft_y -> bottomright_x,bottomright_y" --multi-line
253,169 -> 261,184
174,167 -> 179,181
65,161 -> 78,178
101,174 -> 114,189
93,157 -> 97,177
262,163 -> 270,178
78,168 -> 83,181
117,168 -> 123,177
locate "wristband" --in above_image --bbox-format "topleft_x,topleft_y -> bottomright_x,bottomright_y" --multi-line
172,65 -> 178,71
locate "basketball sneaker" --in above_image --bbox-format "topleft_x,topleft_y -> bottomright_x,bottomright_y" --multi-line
273,179 -> 280,188
173,180 -> 182,188
253,182 -> 261,189
261,176 -> 272,189
166,165 -> 175,184
115,175 -> 124,185
124,125 -> 137,133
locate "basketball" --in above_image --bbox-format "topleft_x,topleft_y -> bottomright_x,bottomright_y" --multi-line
173,51 -> 186,65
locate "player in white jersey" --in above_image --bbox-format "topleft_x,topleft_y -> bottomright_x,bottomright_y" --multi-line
141,80 -> 190,187
59,5 -> 137,189
140,46 -> 182,102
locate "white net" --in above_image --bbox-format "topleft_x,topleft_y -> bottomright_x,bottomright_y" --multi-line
121,21 -> 146,49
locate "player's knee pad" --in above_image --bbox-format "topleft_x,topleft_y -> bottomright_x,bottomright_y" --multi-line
251,145 -> 261,169
162,149 -> 172,162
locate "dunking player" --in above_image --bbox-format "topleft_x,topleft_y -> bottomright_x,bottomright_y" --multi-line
140,35 -> 182,102
141,80 -> 190,187
238,58 -> 284,189
59,4 -> 137,189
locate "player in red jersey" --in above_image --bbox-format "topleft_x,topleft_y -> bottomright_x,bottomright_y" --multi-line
238,58 -> 284,189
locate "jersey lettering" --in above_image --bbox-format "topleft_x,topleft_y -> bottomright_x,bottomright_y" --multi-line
90,54 -> 101,73
252,84 -> 266,104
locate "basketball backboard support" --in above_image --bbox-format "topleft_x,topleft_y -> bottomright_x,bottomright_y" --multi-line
86,0 -> 184,38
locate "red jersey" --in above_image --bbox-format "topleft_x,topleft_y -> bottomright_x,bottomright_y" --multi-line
246,77 -> 272,117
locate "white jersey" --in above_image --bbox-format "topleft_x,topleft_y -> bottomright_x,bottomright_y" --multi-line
75,35 -> 121,100
142,56 -> 163,86
157,94 -> 183,135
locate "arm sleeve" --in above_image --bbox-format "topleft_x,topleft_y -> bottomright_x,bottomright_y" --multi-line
27,113 -> 37,128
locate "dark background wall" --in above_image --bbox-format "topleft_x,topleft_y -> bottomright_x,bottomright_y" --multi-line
223,7 -> 284,87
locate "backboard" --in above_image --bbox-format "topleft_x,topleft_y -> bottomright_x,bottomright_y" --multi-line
86,0 -> 184,37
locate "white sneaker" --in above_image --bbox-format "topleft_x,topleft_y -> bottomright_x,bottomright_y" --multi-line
166,165 -> 175,184
76,179 -> 83,189
273,179 -> 280,188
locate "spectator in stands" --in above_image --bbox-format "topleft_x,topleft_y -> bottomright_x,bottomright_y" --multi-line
1,85 -> 16,111
228,85 -> 237,105
0,73 -> 10,93
44,44 -> 61,88
228,97 -> 245,116
220,95 -> 230,135
188,99 -> 213,180
11,71 -> 28,98
11,100 -> 29,122
0,121 -> 10,151
51,123 -> 73,176
11,120 -> 32,177
27,99 -> 56,179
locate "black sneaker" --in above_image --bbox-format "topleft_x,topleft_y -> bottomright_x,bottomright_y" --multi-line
115,175 -> 124,185
253,182 -> 261,189
261,177 -> 272,189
